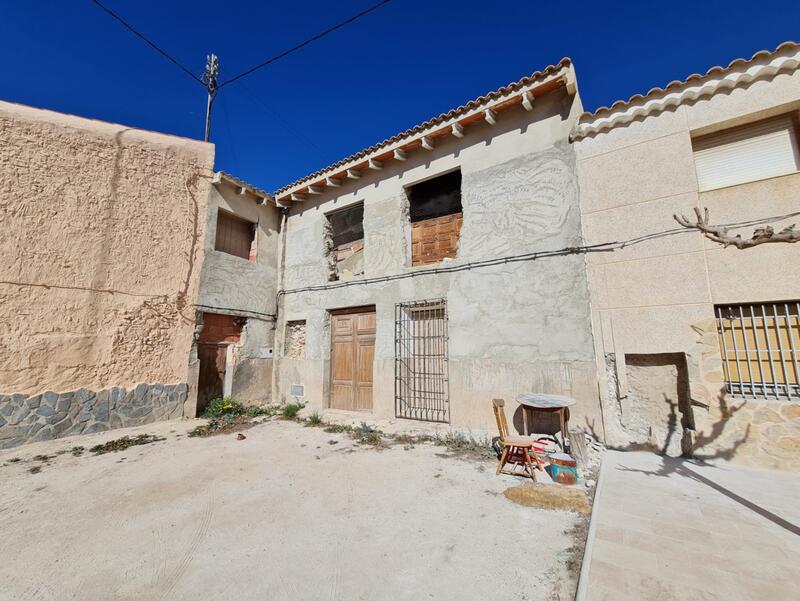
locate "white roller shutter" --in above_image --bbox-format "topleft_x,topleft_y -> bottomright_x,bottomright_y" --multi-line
692,115 -> 800,191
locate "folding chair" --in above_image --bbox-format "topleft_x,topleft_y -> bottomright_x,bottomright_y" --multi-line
492,398 -> 546,481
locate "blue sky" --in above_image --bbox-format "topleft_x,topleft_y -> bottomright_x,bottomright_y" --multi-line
2,1 -> 798,192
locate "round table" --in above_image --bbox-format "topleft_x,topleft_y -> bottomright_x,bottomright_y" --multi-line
516,393 -> 576,451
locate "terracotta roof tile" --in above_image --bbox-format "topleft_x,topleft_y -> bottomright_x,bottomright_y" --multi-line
274,58 -> 572,195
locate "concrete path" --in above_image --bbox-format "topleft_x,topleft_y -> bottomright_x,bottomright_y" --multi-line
583,450 -> 800,601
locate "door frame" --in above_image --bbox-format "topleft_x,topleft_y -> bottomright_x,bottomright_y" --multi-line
327,305 -> 376,412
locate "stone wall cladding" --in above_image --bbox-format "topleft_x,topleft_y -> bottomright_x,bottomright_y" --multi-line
689,317 -> 800,470
0,383 -> 187,449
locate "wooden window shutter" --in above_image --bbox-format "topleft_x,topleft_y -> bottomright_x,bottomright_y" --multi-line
215,210 -> 255,260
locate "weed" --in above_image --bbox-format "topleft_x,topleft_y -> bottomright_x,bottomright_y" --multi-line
351,422 -> 385,447
32,454 -> 55,462
89,434 -> 165,455
29,465 -> 42,474
433,431 -> 494,461
280,403 -> 302,420
203,397 -> 245,418
323,423 -> 351,434
247,405 -> 278,418
8,457 -> 22,463
71,446 -> 85,457
305,411 -> 323,426
563,515 -> 591,576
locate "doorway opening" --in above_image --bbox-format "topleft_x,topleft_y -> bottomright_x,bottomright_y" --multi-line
196,313 -> 243,415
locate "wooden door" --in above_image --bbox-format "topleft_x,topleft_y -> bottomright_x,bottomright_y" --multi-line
330,308 -> 376,412
197,343 -> 227,415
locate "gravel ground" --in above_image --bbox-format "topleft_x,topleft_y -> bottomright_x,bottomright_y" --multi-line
0,418 -> 582,601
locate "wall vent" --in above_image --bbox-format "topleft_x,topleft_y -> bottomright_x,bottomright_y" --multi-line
289,384 -> 305,397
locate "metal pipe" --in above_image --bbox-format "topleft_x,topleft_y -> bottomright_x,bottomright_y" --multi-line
771,303 -> 791,400
759,304 -> 780,400
749,305 -> 768,399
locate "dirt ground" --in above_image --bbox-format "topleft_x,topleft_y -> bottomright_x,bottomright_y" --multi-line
0,418 -> 582,601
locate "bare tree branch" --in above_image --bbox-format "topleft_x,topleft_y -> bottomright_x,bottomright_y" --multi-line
673,207 -> 800,249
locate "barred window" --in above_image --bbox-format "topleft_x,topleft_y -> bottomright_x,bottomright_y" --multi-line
716,302 -> 800,401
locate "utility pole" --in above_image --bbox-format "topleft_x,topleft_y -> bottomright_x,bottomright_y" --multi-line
202,54 -> 219,142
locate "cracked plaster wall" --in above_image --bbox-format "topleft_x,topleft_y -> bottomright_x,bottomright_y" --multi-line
275,91 -> 601,432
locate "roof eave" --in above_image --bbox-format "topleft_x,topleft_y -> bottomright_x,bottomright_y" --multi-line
274,61 -> 576,204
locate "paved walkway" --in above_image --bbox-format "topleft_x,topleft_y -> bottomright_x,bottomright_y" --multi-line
583,450 -> 800,601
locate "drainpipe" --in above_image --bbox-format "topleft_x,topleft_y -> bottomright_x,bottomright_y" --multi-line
271,206 -> 290,404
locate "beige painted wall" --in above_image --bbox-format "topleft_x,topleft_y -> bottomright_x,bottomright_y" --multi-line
0,100 -> 215,396
576,67 -> 800,469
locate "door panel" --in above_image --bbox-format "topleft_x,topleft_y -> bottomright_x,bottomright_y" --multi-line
330,308 -> 375,412
197,343 -> 227,415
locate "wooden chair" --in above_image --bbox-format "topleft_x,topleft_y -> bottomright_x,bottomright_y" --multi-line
492,398 -> 546,481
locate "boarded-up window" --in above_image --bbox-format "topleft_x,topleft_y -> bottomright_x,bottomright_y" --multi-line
716,302 -> 800,401
326,203 -> 364,281
215,210 -> 255,260
408,170 -> 463,266
284,320 -> 307,359
693,115 -> 800,192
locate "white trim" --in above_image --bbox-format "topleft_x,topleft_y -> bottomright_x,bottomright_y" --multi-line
576,47 -> 800,139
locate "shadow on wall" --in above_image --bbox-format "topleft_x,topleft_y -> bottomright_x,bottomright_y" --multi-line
585,388 -> 750,463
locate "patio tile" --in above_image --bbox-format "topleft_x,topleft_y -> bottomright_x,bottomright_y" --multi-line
581,451 -> 800,601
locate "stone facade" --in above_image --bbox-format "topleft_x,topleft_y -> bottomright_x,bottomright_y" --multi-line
0,383 -> 187,449
688,317 -> 800,470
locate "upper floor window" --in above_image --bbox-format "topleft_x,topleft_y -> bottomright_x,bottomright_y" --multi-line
408,169 -> 463,266
326,202 -> 364,281
692,115 -> 800,192
215,210 -> 256,261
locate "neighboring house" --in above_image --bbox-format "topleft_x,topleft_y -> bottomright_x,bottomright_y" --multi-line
270,59 -> 602,433
0,101 -> 215,448
189,172 -> 281,416
574,41 -> 800,469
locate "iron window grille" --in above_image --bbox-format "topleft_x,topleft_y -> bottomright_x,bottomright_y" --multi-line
716,302 -> 800,401
395,299 -> 450,422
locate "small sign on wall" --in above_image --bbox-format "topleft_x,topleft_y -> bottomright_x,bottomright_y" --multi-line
256,347 -> 273,359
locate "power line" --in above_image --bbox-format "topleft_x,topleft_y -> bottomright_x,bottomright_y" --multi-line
278,210 -> 800,297
232,82 -> 332,161
91,0 -> 204,87
218,0 -> 392,89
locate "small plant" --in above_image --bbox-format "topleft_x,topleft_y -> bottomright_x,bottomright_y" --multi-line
433,431 -> 494,461
305,411 -> 323,426
8,457 -> 22,463
203,397 -> 245,418
29,465 -> 42,474
280,403 -> 301,420
352,422 -> 384,447
71,446 -> 85,457
32,454 -> 55,462
89,434 -> 165,455
247,405 -> 278,418
323,423 -> 351,434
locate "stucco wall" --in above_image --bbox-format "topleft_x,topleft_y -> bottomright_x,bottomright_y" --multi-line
191,183 -> 282,407
275,88 -> 600,434
0,101 -> 214,445
576,67 -> 800,469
